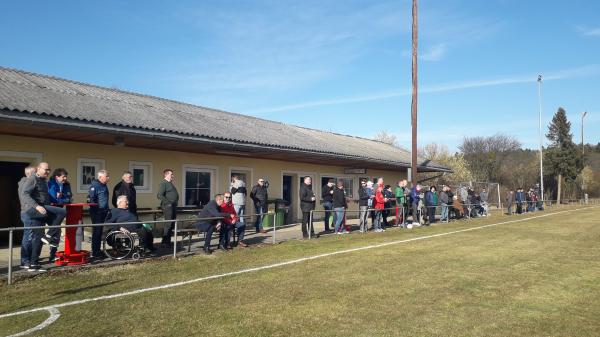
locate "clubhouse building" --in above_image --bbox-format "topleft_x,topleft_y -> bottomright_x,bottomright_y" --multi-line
0,67 -> 449,242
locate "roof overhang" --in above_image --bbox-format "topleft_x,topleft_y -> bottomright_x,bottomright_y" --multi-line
0,109 -> 451,173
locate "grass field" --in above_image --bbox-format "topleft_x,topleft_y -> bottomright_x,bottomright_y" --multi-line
1,205 -> 599,337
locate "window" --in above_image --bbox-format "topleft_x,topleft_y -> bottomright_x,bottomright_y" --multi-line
77,158 -> 105,193
339,178 -> 354,198
183,167 -> 214,207
129,161 -> 153,193
320,176 -> 354,198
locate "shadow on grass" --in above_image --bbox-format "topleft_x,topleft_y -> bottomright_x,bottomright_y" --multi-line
1,279 -> 125,314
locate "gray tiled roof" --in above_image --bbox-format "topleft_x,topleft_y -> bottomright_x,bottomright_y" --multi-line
0,66 -> 448,171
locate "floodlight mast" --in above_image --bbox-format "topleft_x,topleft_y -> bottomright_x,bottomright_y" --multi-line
537,75 -> 544,202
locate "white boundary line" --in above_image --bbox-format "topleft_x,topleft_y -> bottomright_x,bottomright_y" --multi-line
1,206 -> 597,336
6,308 -> 60,337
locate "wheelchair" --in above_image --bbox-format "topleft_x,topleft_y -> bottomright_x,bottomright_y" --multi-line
103,230 -> 145,260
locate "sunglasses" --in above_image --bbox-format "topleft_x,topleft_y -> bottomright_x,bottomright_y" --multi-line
224,196 -> 231,199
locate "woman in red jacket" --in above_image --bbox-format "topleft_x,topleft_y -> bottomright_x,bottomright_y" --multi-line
219,193 -> 241,249
373,184 -> 386,232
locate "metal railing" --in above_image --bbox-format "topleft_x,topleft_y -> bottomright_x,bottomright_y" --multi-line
1,211 -> 275,285
2,198 -> 598,285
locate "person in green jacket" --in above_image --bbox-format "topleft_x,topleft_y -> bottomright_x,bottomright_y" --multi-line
395,179 -> 408,227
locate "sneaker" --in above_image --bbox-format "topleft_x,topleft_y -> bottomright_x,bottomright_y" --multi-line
42,235 -> 59,248
28,265 -> 46,272
20,264 -> 30,270
336,232 -> 343,235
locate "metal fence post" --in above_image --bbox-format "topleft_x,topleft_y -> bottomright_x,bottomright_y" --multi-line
308,210 -> 313,239
272,212 -> 276,245
173,220 -> 178,259
8,230 -> 13,285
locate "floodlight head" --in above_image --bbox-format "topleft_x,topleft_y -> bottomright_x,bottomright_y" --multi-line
582,111 -> 588,118
537,74 -> 543,82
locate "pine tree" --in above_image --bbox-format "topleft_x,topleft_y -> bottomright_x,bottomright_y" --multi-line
544,107 -> 582,203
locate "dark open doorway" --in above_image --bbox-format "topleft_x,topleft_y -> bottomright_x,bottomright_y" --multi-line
282,175 -> 295,222
0,161 -> 29,246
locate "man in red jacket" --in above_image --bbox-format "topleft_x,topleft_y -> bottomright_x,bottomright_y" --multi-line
219,192 -> 240,249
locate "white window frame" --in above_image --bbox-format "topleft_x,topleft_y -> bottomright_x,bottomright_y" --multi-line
128,161 -> 153,193
181,165 -> 218,207
77,158 -> 105,193
319,173 -> 356,199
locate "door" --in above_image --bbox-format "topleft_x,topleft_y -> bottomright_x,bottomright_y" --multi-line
282,175 -> 294,222
0,161 -> 29,245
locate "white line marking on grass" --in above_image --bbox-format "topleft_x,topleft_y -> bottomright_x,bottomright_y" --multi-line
6,308 -> 60,337
1,206 -> 597,336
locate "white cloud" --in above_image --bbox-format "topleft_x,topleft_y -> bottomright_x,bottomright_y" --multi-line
248,64 -> 600,114
165,1 -> 408,93
420,43 -> 447,61
577,26 -> 600,37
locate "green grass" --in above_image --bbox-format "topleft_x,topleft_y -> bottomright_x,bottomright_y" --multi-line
1,205 -> 600,336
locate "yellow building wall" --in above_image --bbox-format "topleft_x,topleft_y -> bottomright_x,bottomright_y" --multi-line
1,134 -> 407,220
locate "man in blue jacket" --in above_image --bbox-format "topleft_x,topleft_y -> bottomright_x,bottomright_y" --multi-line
194,194 -> 235,254
47,168 -> 72,263
410,184 -> 422,225
88,170 -> 110,259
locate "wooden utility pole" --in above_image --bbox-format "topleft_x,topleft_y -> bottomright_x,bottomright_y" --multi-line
410,0 -> 418,187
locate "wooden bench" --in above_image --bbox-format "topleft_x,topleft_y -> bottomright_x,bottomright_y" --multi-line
176,228 -> 199,252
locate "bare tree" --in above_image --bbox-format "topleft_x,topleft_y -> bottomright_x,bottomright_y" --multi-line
373,130 -> 399,147
418,143 -> 473,186
459,133 -> 521,182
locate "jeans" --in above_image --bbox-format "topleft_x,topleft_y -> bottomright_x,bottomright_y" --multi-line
219,223 -> 233,247
234,205 -> 246,242
411,202 -> 420,224
20,212 -> 32,266
42,205 -> 66,241
373,210 -> 383,230
333,207 -> 345,232
195,221 -> 216,251
161,203 -> 177,244
322,201 -> 333,231
44,205 -> 66,263
90,208 -> 109,256
254,203 -> 266,231
358,206 -> 369,232
29,218 -> 45,266
440,204 -> 449,221
427,205 -> 436,224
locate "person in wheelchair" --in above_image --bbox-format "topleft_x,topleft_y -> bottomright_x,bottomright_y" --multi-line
105,195 -> 153,256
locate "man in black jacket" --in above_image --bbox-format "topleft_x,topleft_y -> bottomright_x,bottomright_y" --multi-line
357,180 -> 370,233
321,179 -> 334,232
250,179 -> 268,234
332,180 -> 348,233
112,171 -> 137,216
299,176 -> 317,238
194,194 -> 235,254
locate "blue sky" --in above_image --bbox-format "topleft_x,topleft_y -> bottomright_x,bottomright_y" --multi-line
2,0 -> 599,151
